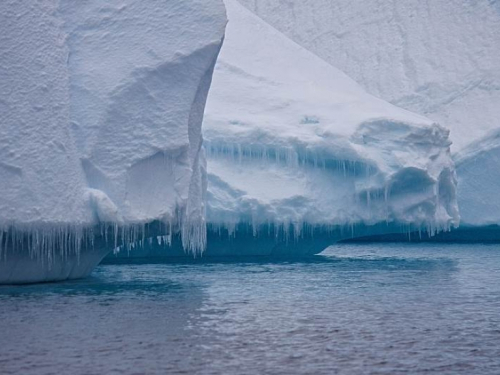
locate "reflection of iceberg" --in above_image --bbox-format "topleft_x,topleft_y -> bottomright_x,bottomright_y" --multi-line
0,0 -> 226,284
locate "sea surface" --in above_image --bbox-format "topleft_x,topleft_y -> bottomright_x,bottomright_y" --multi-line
1,243 -> 500,374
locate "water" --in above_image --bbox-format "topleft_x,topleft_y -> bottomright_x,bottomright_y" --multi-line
1,243 -> 500,374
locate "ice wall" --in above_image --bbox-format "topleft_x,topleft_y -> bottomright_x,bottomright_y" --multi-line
0,0 -> 226,283
59,0 -> 226,253
202,0 -> 459,245
454,131 -> 500,227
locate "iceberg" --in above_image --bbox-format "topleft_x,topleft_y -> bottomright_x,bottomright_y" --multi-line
105,0 -> 462,262
200,0 -> 458,255
414,132 -> 500,242
0,0 -> 226,283
236,0 -> 500,240
107,0 -> 459,262
236,0 -> 500,153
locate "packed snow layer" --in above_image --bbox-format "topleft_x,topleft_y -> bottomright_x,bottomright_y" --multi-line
0,0 -> 226,283
236,0 -> 500,153
202,0 -> 459,243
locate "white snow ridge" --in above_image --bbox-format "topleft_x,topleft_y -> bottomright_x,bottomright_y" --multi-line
0,0 -> 226,283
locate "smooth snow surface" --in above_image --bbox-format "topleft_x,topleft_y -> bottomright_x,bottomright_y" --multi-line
237,0 -> 500,153
203,0 -> 459,241
0,0 -> 226,283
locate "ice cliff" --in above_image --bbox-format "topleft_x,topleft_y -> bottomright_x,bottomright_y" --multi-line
0,0 -> 226,283
200,0 -> 458,249
236,0 -> 500,234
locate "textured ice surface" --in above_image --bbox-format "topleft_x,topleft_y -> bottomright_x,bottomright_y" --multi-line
202,0 -> 458,245
236,0 -> 500,234
0,0 -> 226,283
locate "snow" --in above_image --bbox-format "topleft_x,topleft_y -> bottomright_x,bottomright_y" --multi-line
202,0 -> 459,245
236,0 -> 500,153
0,0 -> 90,228
0,0 -> 226,283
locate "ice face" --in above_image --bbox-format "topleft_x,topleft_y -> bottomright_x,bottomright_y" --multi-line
453,131 -> 500,226
59,0 -> 227,254
0,0 -> 226,283
202,0 -> 459,245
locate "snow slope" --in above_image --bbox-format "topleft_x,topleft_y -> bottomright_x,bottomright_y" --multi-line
0,0 -> 226,283
202,0 -> 459,249
236,0 -> 500,230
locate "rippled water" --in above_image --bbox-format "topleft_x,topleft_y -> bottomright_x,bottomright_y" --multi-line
1,244 -> 500,374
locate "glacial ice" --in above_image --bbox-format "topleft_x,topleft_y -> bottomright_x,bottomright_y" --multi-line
1,0 -> 473,279
235,0 -> 500,238
197,0 -> 459,253
454,131 -> 500,227
236,0 -> 500,153
0,0 -> 226,283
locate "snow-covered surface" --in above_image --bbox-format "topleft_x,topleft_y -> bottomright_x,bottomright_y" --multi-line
203,0 -> 459,239
59,0 -> 226,252
0,1 -> 89,227
0,0 -> 226,283
236,0 -> 500,153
